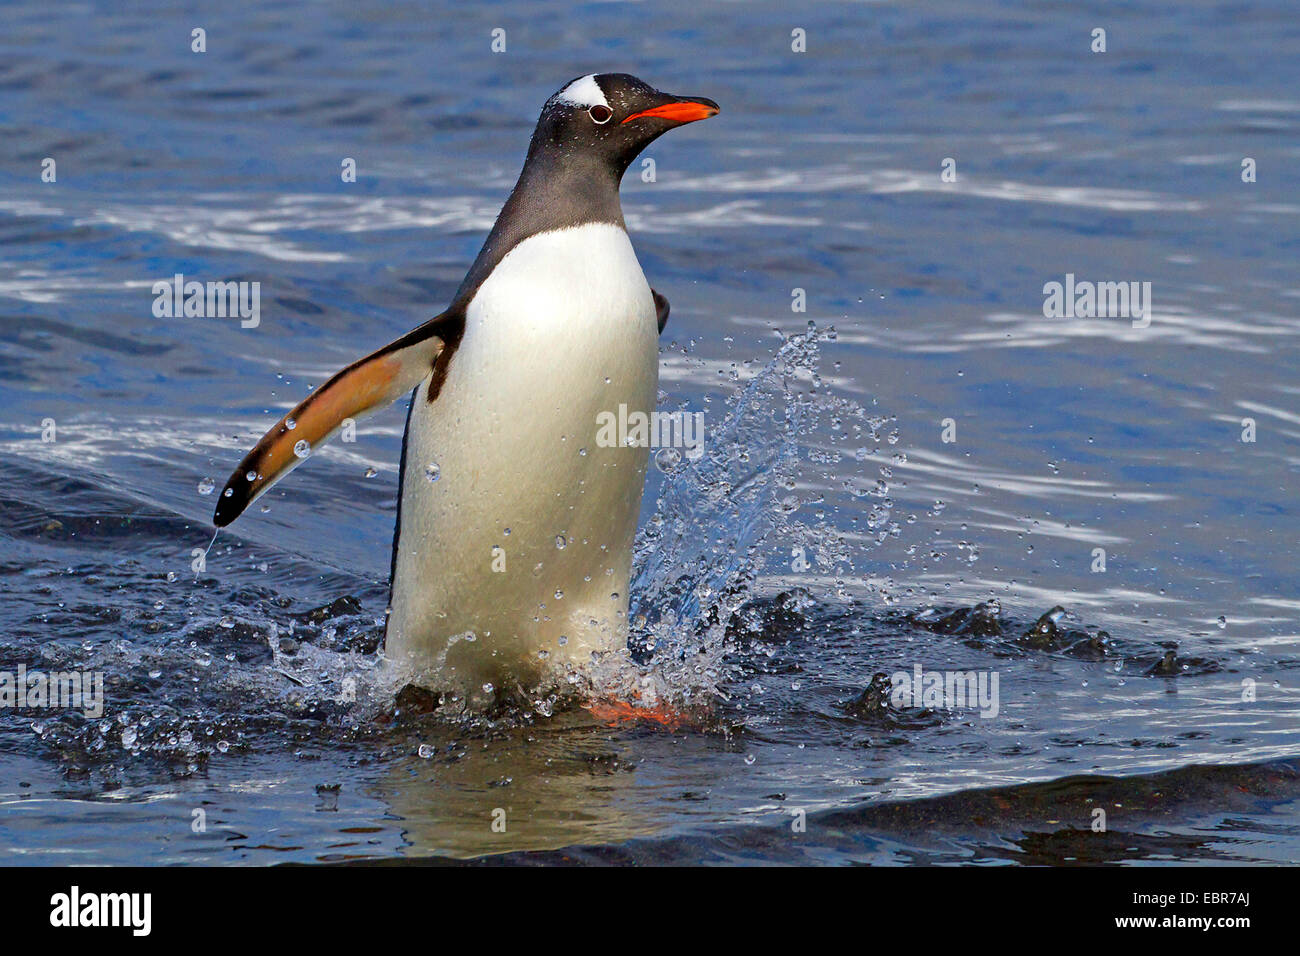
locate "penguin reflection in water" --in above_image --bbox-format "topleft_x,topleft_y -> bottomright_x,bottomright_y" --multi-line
214,75 -> 719,709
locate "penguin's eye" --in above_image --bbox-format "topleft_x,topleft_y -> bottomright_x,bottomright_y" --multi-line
588,105 -> 613,124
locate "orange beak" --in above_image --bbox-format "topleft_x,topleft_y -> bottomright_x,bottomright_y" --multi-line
621,97 -> 720,125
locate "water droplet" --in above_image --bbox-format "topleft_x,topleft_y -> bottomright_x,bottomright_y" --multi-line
293,439 -> 310,459
217,740 -> 230,753
417,743 -> 435,759
364,467 -> 378,478
197,477 -> 215,496
120,727 -> 137,748
554,535 -> 567,550
743,753 -> 756,766
654,447 -> 682,472
285,418 -> 297,430
425,462 -> 441,482
1217,615 -> 1227,629
554,588 -> 564,600
245,470 -> 257,482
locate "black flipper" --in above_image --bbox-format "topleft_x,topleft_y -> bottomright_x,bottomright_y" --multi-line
213,310 -> 460,527
653,288 -> 670,334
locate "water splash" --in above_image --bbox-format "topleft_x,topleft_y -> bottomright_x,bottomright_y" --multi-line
605,321 -> 899,711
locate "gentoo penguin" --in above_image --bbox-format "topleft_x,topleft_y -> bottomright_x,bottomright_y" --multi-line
213,74 -> 719,706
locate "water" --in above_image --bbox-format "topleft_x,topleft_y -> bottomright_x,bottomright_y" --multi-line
1,0 -> 1298,864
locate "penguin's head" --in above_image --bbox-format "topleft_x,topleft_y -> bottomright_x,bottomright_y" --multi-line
531,73 -> 719,179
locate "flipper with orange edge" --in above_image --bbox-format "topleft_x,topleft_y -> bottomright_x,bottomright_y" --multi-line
212,310 -> 459,528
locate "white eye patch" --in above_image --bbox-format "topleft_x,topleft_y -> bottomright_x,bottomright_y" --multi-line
553,74 -> 610,110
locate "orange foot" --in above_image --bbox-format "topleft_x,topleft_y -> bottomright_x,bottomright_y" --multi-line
584,696 -> 690,729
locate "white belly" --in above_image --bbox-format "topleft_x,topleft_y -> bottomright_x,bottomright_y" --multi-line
386,223 -> 659,702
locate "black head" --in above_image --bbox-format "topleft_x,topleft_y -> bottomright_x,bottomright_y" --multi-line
451,74 -> 718,307
527,73 -> 719,181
